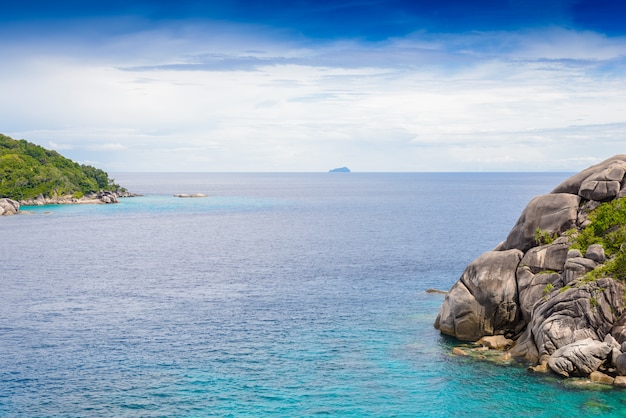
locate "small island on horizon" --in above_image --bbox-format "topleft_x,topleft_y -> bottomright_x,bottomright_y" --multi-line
329,167 -> 351,173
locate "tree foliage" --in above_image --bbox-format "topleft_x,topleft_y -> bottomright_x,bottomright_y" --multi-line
572,197 -> 626,282
0,133 -> 120,200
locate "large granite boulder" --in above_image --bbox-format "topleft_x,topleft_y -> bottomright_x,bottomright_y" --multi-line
552,155 -> 626,197
435,249 -> 523,341
511,278 -> 625,364
499,194 -> 580,252
516,241 -> 570,324
0,198 -> 20,216
548,338 -> 612,377
610,314 -> 626,345
434,155 -> 626,379
517,269 -> 561,326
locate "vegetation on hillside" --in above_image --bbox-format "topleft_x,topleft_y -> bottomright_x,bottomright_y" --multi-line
0,133 -> 122,200
572,197 -> 626,281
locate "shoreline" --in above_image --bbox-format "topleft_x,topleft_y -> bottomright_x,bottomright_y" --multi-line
18,191 -> 140,206
1,191 -> 140,216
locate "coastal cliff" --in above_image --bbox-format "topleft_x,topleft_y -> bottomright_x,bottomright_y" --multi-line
435,155 -> 626,385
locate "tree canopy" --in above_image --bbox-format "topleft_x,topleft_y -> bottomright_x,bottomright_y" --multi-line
0,133 -> 121,200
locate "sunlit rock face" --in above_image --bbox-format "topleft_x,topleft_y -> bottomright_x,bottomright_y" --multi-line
435,155 -> 626,379
0,198 -> 19,216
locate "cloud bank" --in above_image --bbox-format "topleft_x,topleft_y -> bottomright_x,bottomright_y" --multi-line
1,11 -> 626,171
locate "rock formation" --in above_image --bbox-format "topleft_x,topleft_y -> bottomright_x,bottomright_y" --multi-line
435,154 -> 626,383
8,190 -> 138,210
0,198 -> 19,216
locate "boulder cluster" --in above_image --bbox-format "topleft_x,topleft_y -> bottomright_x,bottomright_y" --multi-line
0,191 -> 138,215
17,191 -> 121,206
435,155 -> 626,385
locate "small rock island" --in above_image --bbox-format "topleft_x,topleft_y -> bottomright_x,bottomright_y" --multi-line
329,167 -> 351,173
435,155 -> 626,386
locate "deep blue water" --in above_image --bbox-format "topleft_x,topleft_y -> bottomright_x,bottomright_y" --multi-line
3,172 -> 626,416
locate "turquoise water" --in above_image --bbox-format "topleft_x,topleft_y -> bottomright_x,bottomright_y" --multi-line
3,173 -> 626,416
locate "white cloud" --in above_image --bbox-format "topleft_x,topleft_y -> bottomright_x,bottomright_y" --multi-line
91,143 -> 128,151
1,21 -> 626,172
48,141 -> 74,150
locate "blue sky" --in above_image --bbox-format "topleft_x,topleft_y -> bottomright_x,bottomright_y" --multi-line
2,0 -> 626,172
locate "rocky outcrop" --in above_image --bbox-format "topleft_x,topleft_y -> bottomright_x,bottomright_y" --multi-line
498,194 -> 580,252
435,154 -> 626,383
435,249 -> 523,341
551,155 -> 626,198
0,198 -> 20,216
548,338 -> 612,377
512,278 -> 625,364
17,190 -> 135,207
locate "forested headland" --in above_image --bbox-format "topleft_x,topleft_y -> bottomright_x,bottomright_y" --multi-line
0,133 -> 123,200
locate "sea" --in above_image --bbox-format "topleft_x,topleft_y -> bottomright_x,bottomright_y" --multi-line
2,172 -> 626,417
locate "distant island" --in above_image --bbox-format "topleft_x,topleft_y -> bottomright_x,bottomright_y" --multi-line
329,167 -> 351,173
0,133 -> 132,215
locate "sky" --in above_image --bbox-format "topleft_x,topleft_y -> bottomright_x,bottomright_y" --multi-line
1,0 -> 626,172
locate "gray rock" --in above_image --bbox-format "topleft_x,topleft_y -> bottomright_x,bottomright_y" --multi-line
517,268 -> 561,325
563,257 -> 597,284
552,155 -> 626,195
0,198 -> 20,216
512,278 -> 625,364
577,161 -> 626,201
434,249 -> 523,341
499,194 -> 580,252
604,334 -> 622,368
548,338 -> 612,377
586,244 -> 606,263
580,180 -> 621,201
520,242 -> 570,273
567,249 -> 583,259
616,353 -> 626,375
611,314 -> 626,345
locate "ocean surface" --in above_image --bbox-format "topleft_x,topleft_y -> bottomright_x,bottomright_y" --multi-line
3,172 -> 626,417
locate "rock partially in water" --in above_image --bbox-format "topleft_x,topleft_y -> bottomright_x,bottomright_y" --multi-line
433,154 -> 626,381
0,198 -> 20,216
477,335 -> 514,350
547,338 -> 612,377
589,371 -> 615,385
513,278 -> 625,364
434,249 -> 523,341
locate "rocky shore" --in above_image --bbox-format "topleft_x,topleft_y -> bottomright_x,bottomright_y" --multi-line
0,198 -> 20,216
0,190 -> 139,216
435,155 -> 626,386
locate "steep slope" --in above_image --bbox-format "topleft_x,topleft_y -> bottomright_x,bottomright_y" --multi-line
0,133 -> 123,200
